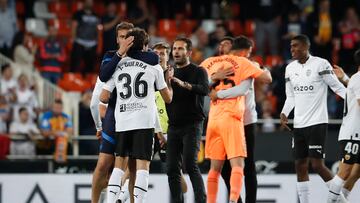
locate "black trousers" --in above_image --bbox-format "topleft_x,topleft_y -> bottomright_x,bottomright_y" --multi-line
166,121 -> 206,203
221,123 -> 257,203
70,42 -> 97,73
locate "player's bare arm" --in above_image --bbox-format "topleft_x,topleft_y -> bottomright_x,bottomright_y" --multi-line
255,68 -> 272,84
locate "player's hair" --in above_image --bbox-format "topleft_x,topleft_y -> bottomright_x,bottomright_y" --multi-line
220,36 -> 234,44
231,35 -> 253,50
54,99 -> 63,105
19,107 -> 27,114
126,28 -> 149,53
292,34 -> 311,46
355,49 -> 360,66
1,63 -> 10,73
152,42 -> 170,54
116,22 -> 134,33
173,37 -> 193,51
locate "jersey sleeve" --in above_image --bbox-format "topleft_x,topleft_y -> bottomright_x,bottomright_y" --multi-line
90,78 -> 103,131
217,78 -> 252,99
235,57 -> 264,81
353,75 -> 360,100
281,66 -> 295,116
99,52 -> 121,82
103,77 -> 116,92
319,60 -> 346,99
40,113 -> 51,130
154,65 -> 167,90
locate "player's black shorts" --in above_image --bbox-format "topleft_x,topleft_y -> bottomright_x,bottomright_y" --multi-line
292,123 -> 328,159
115,128 -> 154,161
99,106 -> 116,154
339,140 -> 360,164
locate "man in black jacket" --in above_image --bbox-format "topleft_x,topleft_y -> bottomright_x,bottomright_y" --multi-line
166,37 -> 208,203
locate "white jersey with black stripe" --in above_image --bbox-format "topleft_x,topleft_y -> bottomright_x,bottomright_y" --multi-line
339,72 -> 360,141
281,55 -> 346,128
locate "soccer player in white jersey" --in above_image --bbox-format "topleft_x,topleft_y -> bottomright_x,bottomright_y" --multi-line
89,22 -> 134,203
100,28 -> 173,203
327,49 -> 360,202
280,34 -> 347,203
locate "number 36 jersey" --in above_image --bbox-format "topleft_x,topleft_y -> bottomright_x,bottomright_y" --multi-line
339,72 -> 360,141
104,53 -> 167,132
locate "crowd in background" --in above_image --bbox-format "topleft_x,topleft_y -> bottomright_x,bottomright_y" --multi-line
0,0 -> 359,156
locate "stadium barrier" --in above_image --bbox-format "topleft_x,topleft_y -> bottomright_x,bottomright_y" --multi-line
0,174 -> 359,203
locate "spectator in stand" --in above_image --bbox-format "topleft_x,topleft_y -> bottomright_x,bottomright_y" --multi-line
12,31 -> 38,79
78,90 -> 97,155
0,96 -> 9,133
0,0 -> 17,58
208,22 -> 231,49
13,74 -> 39,122
307,0 -> 335,62
71,0 -> 100,74
101,1 -> 122,54
254,0 -> 282,56
281,6 -> 306,61
38,25 -> 66,84
336,7 -> 360,74
9,107 -> 39,155
38,99 -> 73,155
128,0 -> 151,30
0,64 -> 16,103
191,26 -> 213,64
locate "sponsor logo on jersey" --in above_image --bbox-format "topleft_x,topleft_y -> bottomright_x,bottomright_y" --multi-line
119,103 -> 147,112
294,85 -> 314,92
306,69 -> 311,76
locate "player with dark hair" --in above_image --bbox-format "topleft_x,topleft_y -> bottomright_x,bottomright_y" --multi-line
101,28 -> 173,203
280,34 -> 347,203
166,37 -> 208,203
200,36 -> 272,203
90,21 -> 134,203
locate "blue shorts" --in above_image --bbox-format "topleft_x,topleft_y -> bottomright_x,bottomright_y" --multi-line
99,106 -> 116,154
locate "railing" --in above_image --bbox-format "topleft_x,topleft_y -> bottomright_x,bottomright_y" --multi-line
0,53 -> 81,156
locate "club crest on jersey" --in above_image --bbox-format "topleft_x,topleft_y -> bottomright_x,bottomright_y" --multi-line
306,69 -> 311,76
345,154 -> 351,160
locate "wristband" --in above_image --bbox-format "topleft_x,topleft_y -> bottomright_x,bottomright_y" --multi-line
99,101 -> 108,106
341,74 -> 349,82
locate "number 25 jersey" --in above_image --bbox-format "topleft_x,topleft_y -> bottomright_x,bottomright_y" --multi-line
104,53 -> 167,132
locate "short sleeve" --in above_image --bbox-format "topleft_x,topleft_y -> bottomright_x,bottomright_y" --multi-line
40,115 -> 51,130
154,65 -> 167,90
65,115 -> 73,128
235,57 -> 264,80
353,75 -> 360,99
103,77 -> 116,92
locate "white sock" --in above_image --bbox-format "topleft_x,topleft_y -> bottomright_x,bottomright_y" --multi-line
134,170 -> 149,203
341,188 -> 350,199
119,179 -> 130,201
297,181 -> 310,203
107,168 -> 124,203
327,175 -> 345,203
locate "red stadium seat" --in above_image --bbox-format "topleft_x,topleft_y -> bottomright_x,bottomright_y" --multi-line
251,55 -> 264,66
48,1 -> 71,18
118,2 -> 127,18
244,20 -> 255,36
231,3 -> 241,18
158,19 -> 178,41
85,73 -> 98,87
265,55 -> 283,68
93,2 -> 106,16
16,1 -> 25,17
71,1 -> 84,13
226,20 -> 243,36
49,19 -> 72,37
63,72 -> 83,81
0,135 -> 10,160
179,20 -> 198,36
